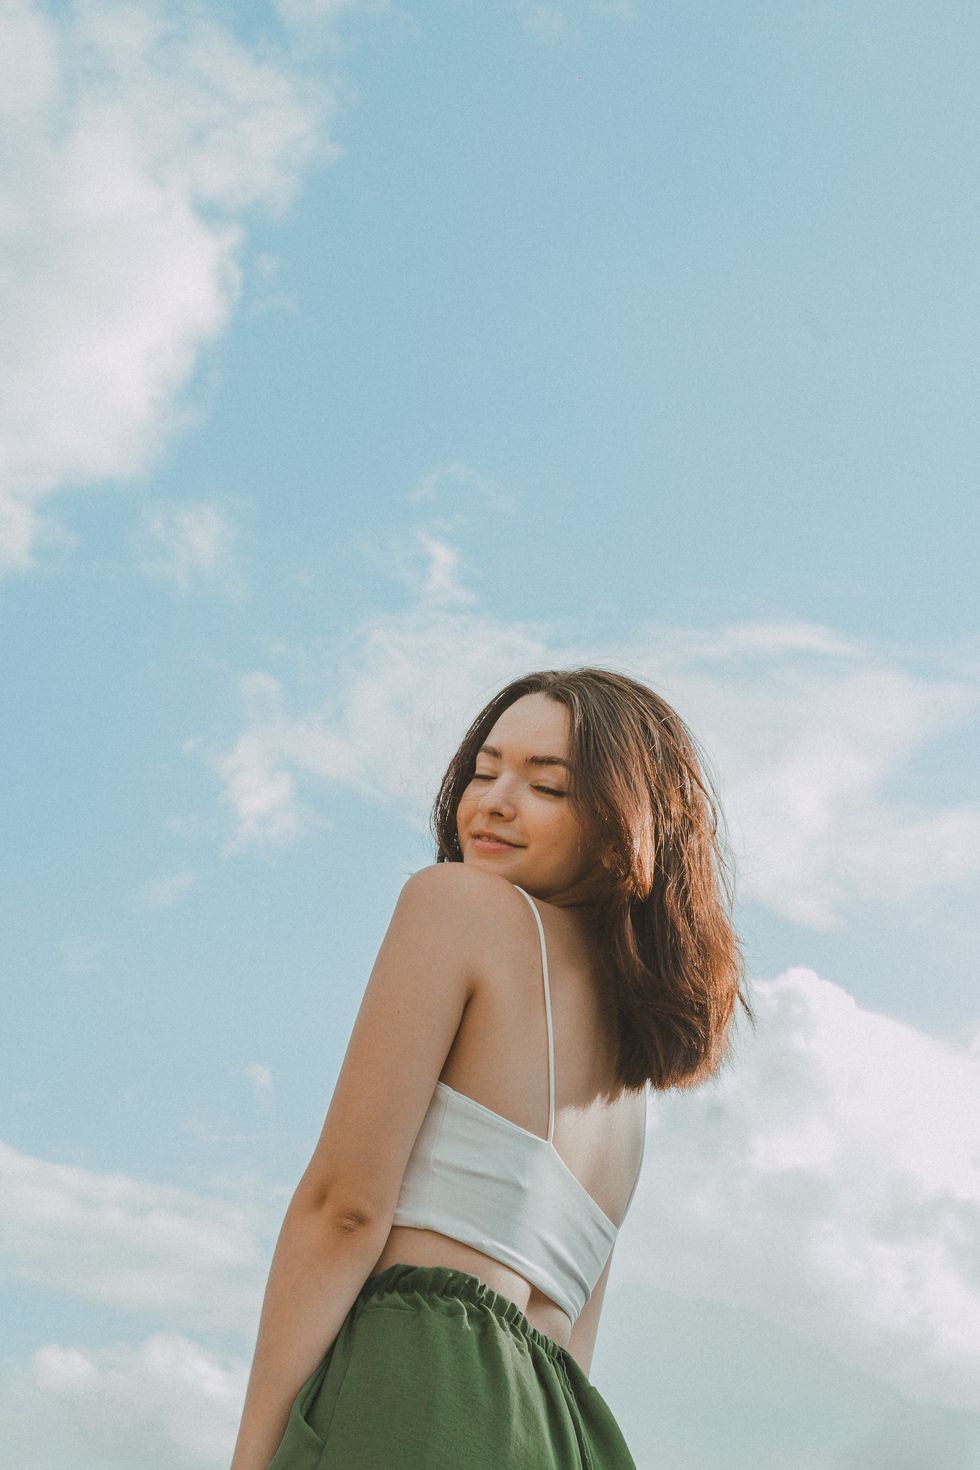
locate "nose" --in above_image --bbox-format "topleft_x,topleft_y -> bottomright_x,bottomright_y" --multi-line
477,775 -> 515,816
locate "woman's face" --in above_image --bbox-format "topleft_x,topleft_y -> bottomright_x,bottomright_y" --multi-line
456,692 -> 602,904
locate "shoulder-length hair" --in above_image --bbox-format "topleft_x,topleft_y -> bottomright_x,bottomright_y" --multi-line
429,666 -> 755,1094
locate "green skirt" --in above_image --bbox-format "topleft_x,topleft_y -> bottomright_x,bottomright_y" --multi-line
266,1262 -> 637,1469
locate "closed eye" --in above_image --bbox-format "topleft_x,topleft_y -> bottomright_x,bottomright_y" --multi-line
471,774 -> 565,797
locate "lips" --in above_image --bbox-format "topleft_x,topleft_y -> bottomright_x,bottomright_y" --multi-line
472,831 -> 520,846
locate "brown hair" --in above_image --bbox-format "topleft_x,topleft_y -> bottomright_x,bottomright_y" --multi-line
429,666 -> 755,1093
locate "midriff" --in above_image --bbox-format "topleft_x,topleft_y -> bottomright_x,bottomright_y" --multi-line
367,1223 -> 575,1349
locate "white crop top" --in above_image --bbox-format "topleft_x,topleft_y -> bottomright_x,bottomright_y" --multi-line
391,883 -> 647,1323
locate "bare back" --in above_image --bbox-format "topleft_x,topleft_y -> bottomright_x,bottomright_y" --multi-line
368,879 -> 647,1349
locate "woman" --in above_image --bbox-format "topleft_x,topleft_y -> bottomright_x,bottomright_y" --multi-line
230,666 -> 754,1469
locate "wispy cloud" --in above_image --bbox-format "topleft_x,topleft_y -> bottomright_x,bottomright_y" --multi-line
515,0 -> 637,44
413,531 -> 479,606
196,539 -> 980,925
0,1333 -> 246,1470
275,0 -> 393,26
131,499 -> 247,602
0,1139 -> 268,1334
134,868 -> 198,911
244,1062 -> 273,1112
517,3 -> 571,44
0,0 -> 340,577
366,527 -> 480,608
209,601 -> 551,852
405,460 -> 517,513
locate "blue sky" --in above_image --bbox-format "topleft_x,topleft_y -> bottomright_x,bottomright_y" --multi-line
2,1 -> 979,1466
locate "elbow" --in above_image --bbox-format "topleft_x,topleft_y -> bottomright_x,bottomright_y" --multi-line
288,1181 -> 387,1241
306,1190 -> 390,1243
292,1171 -> 390,1238
327,1202 -> 381,1237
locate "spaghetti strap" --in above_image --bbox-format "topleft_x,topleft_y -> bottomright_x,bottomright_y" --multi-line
512,884 -> 556,1143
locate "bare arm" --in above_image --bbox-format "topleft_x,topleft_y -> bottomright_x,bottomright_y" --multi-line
229,864 -> 483,1469
229,1201 -> 388,1470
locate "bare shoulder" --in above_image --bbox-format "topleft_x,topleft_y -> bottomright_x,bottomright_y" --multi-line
398,863 -> 537,987
292,865 -> 523,1220
400,861 -> 523,920
402,860 -> 514,897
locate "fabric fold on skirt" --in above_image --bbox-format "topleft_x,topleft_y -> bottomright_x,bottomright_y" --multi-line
266,1261 -> 637,1469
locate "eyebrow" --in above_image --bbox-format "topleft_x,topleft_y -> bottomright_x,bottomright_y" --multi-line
477,744 -> 573,772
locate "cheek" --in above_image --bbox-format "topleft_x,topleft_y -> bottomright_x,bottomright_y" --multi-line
556,809 -> 589,853
456,792 -> 481,824
545,808 -> 580,846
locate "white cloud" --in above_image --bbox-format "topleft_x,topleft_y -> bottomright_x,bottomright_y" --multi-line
413,531 -> 478,605
131,497 -> 246,600
199,548 -> 980,926
275,0 -> 390,24
699,659 -> 980,928
656,620 -> 865,662
0,0 -> 339,576
3,968 -> 978,1463
616,968 -> 980,1412
244,1062 -> 273,1111
514,0 -> 637,44
405,460 -> 517,513
215,669 -> 338,849
0,1139 -> 268,1335
518,3 -> 570,43
211,603 -> 551,851
370,528 -> 479,607
134,868 -> 198,910
0,1333 -> 246,1470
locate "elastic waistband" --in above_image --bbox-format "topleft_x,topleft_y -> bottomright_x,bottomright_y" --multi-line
360,1262 -> 568,1367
